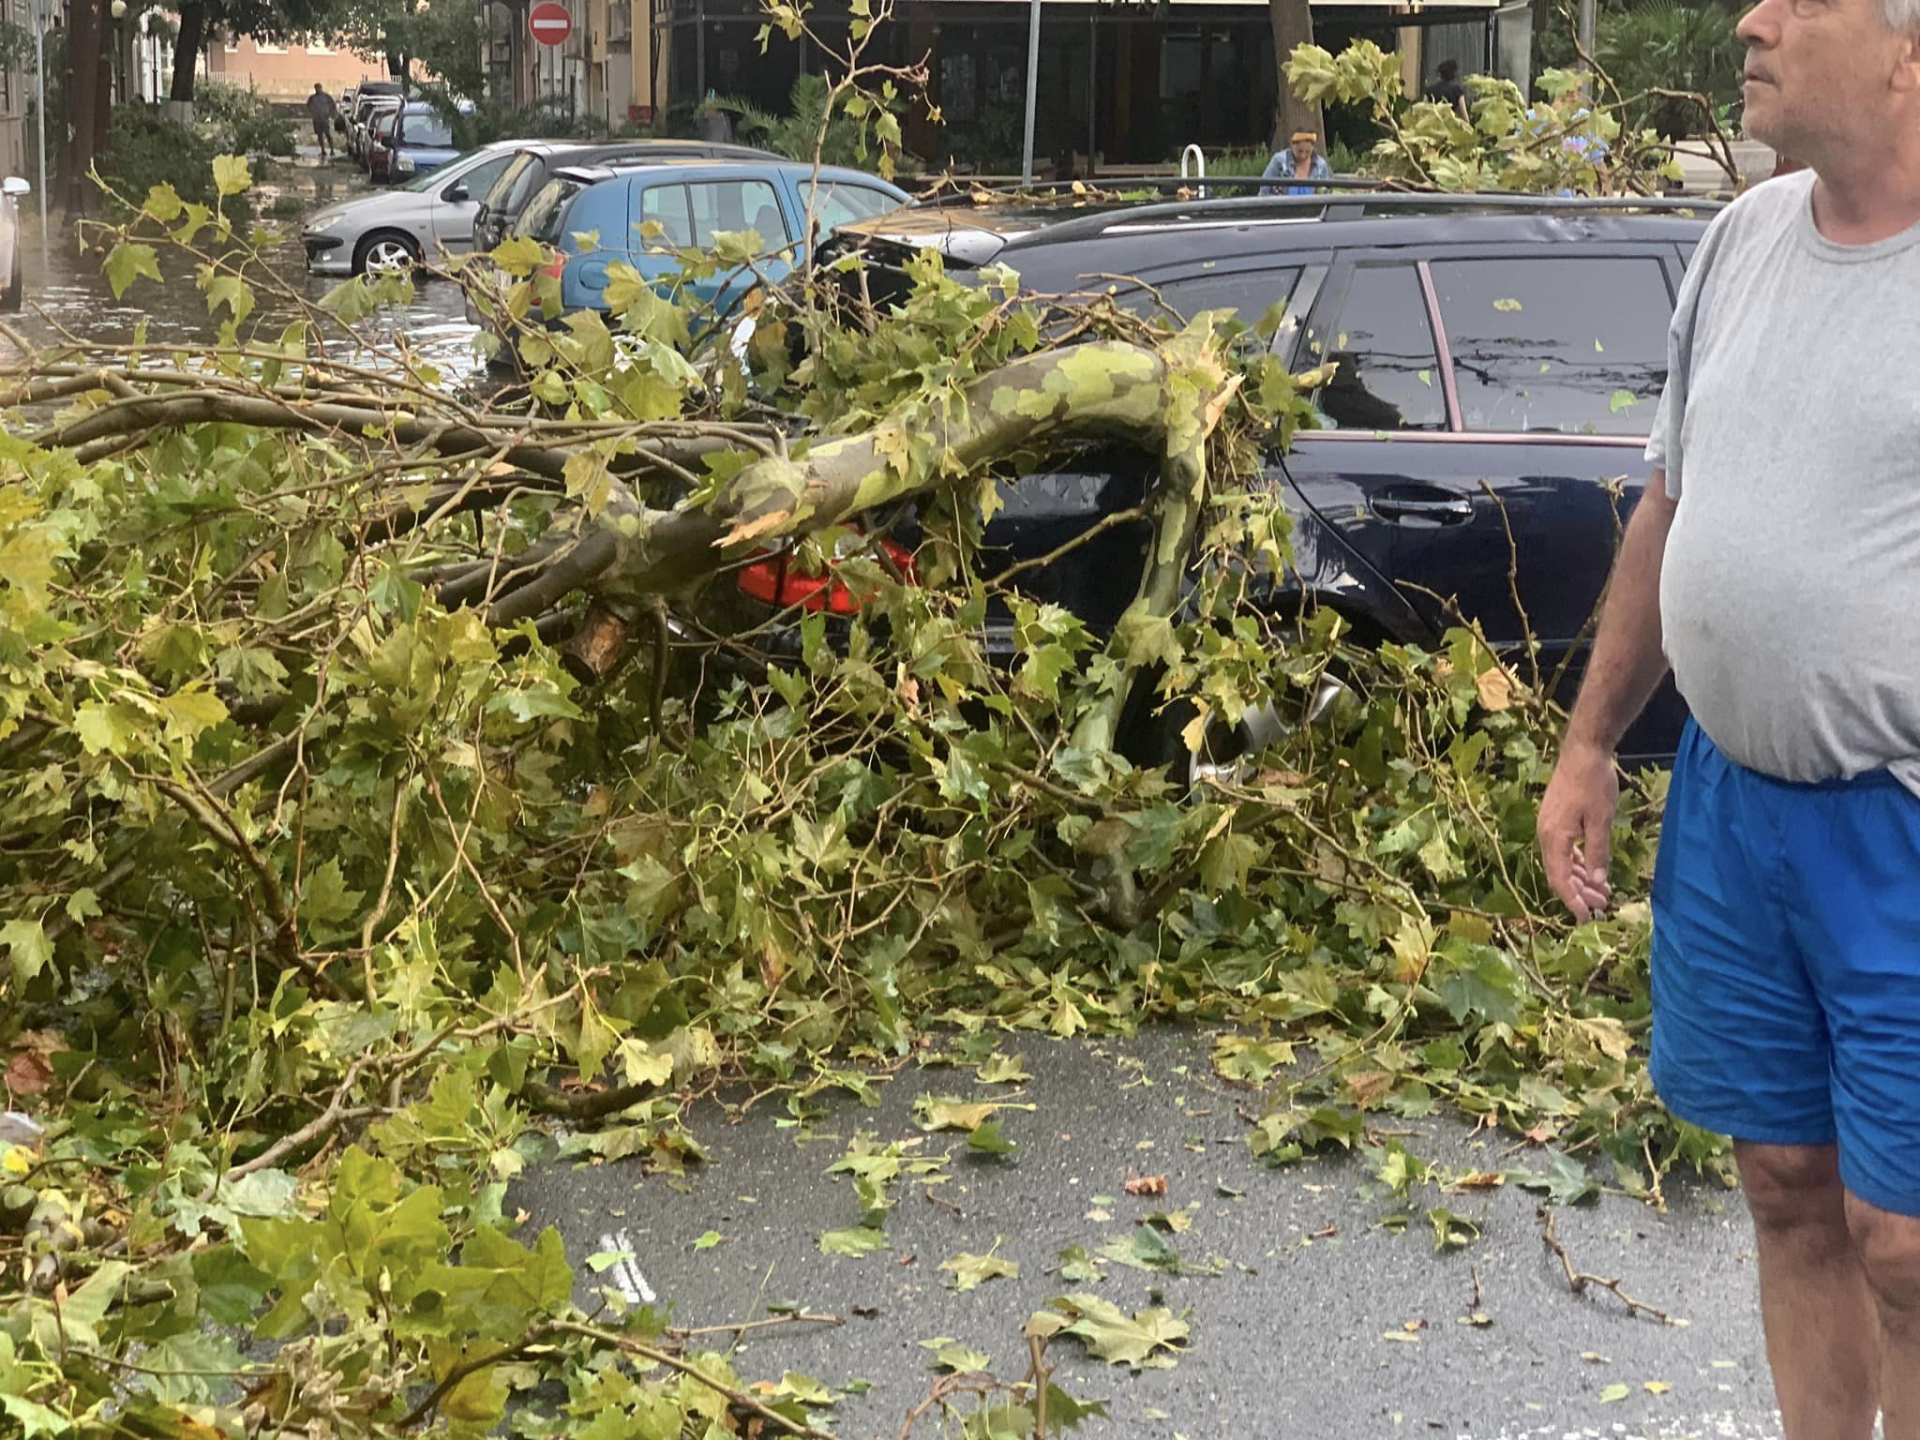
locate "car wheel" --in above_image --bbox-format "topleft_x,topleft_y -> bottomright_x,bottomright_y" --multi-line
1,243 -> 20,313
356,233 -> 419,277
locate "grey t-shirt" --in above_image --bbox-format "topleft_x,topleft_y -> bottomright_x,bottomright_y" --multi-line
1649,170 -> 1920,791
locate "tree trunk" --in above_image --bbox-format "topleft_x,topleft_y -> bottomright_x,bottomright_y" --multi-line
170,1 -> 206,105
63,0 -> 102,211
1267,0 -> 1322,153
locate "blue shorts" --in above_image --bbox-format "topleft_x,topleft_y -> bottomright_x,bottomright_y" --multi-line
1651,719 -> 1920,1215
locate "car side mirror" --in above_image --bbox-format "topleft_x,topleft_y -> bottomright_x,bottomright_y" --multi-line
2,176 -> 29,197
445,183 -> 469,202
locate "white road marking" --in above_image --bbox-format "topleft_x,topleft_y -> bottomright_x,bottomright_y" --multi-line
594,1228 -> 656,1304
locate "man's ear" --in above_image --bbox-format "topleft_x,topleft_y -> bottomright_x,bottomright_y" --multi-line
1896,29 -> 1920,92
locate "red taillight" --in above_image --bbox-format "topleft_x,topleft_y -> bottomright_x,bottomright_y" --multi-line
737,533 -> 916,615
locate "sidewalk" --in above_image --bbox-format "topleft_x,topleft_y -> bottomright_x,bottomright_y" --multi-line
516,1027 -> 1779,1439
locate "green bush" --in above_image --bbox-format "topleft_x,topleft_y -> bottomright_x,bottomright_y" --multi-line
98,107 -> 250,219
195,80 -> 297,157
1597,0 -> 1743,137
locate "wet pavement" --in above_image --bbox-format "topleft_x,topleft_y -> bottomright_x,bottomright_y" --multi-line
515,1027 -> 1785,1440
4,149 -> 485,383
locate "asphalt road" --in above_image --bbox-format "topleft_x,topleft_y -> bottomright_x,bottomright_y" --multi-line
514,1026 -> 1784,1440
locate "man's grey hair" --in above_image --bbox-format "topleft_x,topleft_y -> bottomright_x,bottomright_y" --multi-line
1892,0 -> 1920,33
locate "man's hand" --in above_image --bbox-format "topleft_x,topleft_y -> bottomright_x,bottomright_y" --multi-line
1538,739 -> 1620,922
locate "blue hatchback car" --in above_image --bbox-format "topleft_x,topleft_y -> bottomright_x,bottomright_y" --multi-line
509,159 -> 909,320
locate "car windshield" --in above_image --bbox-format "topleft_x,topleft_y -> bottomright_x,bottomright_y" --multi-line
403,109 -> 455,148
395,147 -> 483,193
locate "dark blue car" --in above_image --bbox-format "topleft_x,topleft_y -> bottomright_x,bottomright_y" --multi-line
381,101 -> 469,184
772,192 -> 1719,770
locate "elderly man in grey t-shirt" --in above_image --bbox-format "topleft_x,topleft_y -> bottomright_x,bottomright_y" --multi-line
1536,0 -> 1920,1432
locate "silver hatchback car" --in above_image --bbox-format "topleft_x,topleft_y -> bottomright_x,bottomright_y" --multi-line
302,142 -> 524,277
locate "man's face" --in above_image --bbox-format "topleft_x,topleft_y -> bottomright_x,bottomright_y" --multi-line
1737,0 -> 1920,158
1290,138 -> 1315,164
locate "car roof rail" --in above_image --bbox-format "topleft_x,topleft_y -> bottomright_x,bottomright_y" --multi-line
1008,187 -> 1726,245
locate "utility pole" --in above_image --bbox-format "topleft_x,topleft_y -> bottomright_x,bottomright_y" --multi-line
1018,0 -> 1039,185
1577,0 -> 1596,66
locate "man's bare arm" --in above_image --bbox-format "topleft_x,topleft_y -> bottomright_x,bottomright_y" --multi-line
1538,473 -> 1677,919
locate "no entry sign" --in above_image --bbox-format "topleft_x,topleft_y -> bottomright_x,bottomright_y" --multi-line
528,2 -> 572,46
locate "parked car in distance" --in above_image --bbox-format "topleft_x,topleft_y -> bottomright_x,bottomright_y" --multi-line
470,138 -> 782,255
784,192 -> 1720,771
510,159 -> 907,322
349,92 -> 402,163
365,108 -> 402,181
303,141 -> 526,276
0,174 -> 27,312
382,100 -> 469,182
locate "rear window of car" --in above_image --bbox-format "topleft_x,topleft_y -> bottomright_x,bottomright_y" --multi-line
518,178 -> 583,245
402,108 -> 455,149
1431,256 -> 1672,435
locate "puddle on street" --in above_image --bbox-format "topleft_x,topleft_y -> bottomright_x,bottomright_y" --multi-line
2,155 -> 487,390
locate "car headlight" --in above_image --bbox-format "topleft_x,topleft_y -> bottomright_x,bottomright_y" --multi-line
307,212 -> 345,233
394,154 -> 415,174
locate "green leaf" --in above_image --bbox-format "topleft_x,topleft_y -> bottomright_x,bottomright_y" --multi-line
967,1118 -> 1017,1156
1609,388 -> 1638,413
212,154 -> 252,197
940,1244 -> 1019,1292
301,859 -> 363,929
692,1230 -> 724,1250
818,1225 -> 888,1257
1599,1383 -> 1629,1402
1508,1151 -> 1599,1206
103,242 -> 163,300
0,919 -> 52,986
1047,1292 -> 1189,1371
920,1337 -> 992,1373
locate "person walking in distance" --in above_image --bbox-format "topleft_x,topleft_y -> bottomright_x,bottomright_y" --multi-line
1534,0 -> 1920,1432
306,84 -> 339,162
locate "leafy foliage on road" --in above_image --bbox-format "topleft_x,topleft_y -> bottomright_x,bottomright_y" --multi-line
0,94 -> 1723,1438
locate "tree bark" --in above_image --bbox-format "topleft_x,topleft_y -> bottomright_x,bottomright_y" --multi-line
171,1 -> 207,105
1268,0 -> 1323,153
63,0 -> 102,211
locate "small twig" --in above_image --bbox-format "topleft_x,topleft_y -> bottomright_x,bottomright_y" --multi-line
1537,1206 -> 1675,1324
924,1186 -> 965,1219
667,1310 -> 843,1341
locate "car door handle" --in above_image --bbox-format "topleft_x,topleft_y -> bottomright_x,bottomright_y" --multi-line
1372,493 -> 1473,524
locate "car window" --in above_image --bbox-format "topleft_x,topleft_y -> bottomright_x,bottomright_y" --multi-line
1431,257 -> 1671,435
485,154 -> 535,212
639,184 -> 695,248
1306,264 -> 1447,432
688,180 -> 788,248
1116,268 -> 1302,327
501,159 -> 552,224
518,179 -> 581,245
404,109 -> 454,148
798,180 -> 898,236
450,153 -> 513,202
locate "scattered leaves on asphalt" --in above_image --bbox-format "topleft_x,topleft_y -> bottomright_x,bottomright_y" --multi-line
1123,1174 -> 1168,1197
